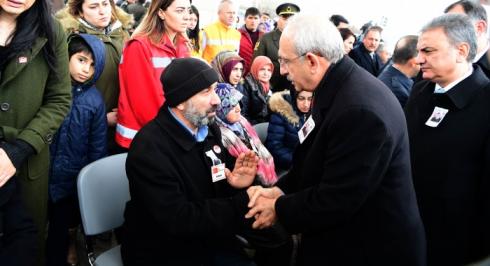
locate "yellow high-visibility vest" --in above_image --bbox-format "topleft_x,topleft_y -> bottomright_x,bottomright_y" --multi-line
201,21 -> 241,63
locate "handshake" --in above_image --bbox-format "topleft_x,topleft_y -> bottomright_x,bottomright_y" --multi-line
245,185 -> 284,229
224,151 -> 284,229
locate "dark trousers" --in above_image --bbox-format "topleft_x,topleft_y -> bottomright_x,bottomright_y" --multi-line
0,179 -> 38,266
212,249 -> 257,266
46,195 -> 80,266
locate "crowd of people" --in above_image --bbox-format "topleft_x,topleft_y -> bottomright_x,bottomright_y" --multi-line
1,0 -> 490,265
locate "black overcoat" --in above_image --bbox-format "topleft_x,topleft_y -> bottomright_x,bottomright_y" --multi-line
121,107 -> 251,265
275,57 -> 426,266
405,65 -> 490,265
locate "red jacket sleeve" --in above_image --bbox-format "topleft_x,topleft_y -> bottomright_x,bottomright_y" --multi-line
119,40 -> 165,127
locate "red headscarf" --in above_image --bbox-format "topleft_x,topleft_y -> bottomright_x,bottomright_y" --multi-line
250,56 -> 274,94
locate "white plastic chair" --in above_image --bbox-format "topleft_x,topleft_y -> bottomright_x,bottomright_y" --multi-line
77,153 -> 129,266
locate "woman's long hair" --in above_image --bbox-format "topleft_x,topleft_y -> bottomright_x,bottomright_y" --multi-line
2,0 -> 56,71
187,5 -> 199,51
132,0 -> 175,44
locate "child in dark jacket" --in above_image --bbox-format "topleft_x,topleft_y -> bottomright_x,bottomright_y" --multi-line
46,33 -> 108,266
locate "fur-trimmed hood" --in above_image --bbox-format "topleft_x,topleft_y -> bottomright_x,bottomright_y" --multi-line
268,90 -> 300,126
55,6 -> 133,33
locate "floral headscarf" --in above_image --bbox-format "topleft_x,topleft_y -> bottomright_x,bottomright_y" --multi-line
214,83 -> 278,186
215,83 -> 243,123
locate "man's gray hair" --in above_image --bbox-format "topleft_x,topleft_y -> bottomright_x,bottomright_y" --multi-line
421,13 -> 477,62
445,0 -> 487,24
218,0 -> 235,12
282,13 -> 344,64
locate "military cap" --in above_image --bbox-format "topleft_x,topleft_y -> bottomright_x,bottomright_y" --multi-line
276,3 -> 300,16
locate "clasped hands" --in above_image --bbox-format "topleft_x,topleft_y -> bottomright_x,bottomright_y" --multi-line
223,151 -> 283,229
245,185 -> 284,229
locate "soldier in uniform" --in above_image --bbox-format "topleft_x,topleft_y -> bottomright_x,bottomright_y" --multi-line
253,3 -> 299,92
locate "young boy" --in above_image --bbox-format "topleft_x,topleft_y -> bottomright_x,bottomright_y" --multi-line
46,34 -> 108,266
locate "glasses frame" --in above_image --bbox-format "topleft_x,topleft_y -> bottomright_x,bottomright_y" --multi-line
278,53 -> 306,67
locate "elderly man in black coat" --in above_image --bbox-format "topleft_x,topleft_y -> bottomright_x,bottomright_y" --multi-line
246,13 -> 426,266
405,14 -> 490,265
121,58 -> 260,265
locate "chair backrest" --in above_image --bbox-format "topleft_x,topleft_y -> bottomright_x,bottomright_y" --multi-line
77,153 -> 129,236
253,122 -> 269,143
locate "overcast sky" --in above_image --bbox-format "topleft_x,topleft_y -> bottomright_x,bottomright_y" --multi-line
193,0 -> 489,52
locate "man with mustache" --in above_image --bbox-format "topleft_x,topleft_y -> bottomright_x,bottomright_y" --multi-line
121,58 -> 259,265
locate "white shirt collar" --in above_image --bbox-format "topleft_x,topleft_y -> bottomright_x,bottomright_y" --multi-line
434,66 -> 473,93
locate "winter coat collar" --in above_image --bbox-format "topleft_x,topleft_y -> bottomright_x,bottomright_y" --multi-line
313,56 -> 354,112
445,65 -> 489,109
55,6 -> 133,33
238,25 -> 263,38
268,90 -> 300,125
414,65 -> 490,110
77,17 -> 123,35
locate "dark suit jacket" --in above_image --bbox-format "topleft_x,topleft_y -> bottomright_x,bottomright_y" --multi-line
405,65 -> 490,265
476,49 -> 490,78
274,57 -> 426,266
349,44 -> 384,76
378,65 -> 414,107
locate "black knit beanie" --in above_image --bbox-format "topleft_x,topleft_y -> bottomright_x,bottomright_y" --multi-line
162,58 -> 219,107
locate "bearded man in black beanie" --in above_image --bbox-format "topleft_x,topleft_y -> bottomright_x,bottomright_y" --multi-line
121,58 -> 260,266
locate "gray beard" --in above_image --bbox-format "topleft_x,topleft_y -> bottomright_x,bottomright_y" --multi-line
183,100 -> 215,128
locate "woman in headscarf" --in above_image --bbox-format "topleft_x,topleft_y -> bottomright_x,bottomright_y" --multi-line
210,50 -> 244,89
214,83 -> 277,187
214,83 -> 294,266
241,55 -> 273,124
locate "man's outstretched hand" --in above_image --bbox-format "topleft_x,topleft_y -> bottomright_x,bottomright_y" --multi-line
225,151 -> 258,188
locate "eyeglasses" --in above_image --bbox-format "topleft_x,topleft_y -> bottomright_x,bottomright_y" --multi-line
277,53 -> 306,67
